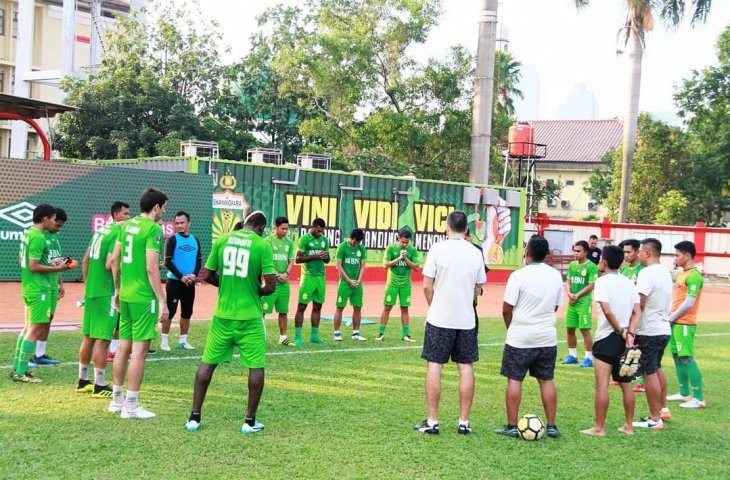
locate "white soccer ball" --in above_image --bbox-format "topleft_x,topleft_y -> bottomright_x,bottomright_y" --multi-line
517,413 -> 546,441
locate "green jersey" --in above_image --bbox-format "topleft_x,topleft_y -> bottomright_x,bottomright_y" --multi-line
567,260 -> 598,307
85,222 -> 121,298
20,226 -> 51,297
298,232 -> 329,276
384,243 -> 419,288
205,229 -> 275,321
336,241 -> 367,280
42,231 -> 63,289
620,262 -> 643,285
267,235 -> 294,277
118,215 -> 163,303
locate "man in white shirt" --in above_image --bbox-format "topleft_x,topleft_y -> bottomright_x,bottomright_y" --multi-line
632,238 -> 673,430
581,245 -> 642,437
415,211 -> 486,435
496,235 -> 564,439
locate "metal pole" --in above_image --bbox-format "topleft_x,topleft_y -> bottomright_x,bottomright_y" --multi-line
89,0 -> 102,69
60,0 -> 75,98
10,0 -> 34,159
470,0 -> 498,185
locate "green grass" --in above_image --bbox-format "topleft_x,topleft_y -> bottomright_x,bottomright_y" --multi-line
2,318 -> 729,480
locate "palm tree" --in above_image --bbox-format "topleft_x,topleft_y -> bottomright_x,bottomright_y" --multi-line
575,0 -> 713,222
494,50 -> 523,116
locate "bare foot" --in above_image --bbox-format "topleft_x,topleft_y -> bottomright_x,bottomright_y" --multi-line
618,425 -> 635,435
580,427 -> 606,437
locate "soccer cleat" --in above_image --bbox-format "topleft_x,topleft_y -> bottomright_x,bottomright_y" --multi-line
667,393 -> 692,402
92,384 -> 114,399
375,334 -> 384,341
185,420 -> 201,432
76,379 -> 94,393
34,354 -> 61,366
9,370 -> 15,379
351,333 -> 367,341
632,416 -> 664,429
147,349 -> 157,356
619,348 -> 642,377
278,337 -> 295,347
27,359 -> 38,368
457,423 -> 473,435
241,420 -> 265,434
579,357 -> 594,368
159,342 -> 171,352
310,336 -> 325,344
121,405 -> 157,420
294,337 -> 304,347
680,398 -> 706,409
414,420 -> 440,434
333,332 -> 343,342
546,425 -> 561,438
402,336 -> 415,343
108,400 -> 124,414
494,425 -> 519,438
633,384 -> 646,393
106,352 -> 115,363
660,408 -> 672,421
12,372 -> 42,383
178,342 -> 195,351
561,355 -> 578,365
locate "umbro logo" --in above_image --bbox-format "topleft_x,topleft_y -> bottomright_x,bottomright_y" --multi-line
0,201 -> 36,229
180,245 -> 196,252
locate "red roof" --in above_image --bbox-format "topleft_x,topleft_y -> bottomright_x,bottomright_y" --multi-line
528,120 -> 623,163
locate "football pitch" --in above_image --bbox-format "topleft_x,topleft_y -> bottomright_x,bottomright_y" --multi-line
2,318 -> 728,480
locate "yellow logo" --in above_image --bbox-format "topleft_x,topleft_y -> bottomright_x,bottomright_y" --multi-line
338,296 -> 342,303
356,251 -> 361,257
220,170 -> 237,190
262,302 -> 269,310
581,269 -> 587,276
302,293 -> 308,300
386,295 -> 391,302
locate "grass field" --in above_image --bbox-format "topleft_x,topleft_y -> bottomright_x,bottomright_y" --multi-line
2,318 -> 728,480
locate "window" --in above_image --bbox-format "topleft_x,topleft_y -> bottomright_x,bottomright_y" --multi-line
12,11 -> 17,38
0,72 -> 4,93
0,9 -> 5,36
566,180 -> 575,186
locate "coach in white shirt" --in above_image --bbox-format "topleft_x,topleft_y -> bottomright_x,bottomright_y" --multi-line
496,235 -> 564,439
415,211 -> 486,435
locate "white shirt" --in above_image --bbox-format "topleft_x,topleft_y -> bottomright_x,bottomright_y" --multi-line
594,273 -> 640,342
503,263 -> 564,348
423,238 -> 486,330
636,262 -> 673,336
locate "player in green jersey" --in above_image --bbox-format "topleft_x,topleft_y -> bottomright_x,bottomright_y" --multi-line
11,204 -> 71,383
185,211 -> 276,433
377,228 -> 420,342
108,189 -> 168,420
261,217 -> 296,346
333,229 -> 367,341
619,238 -> 647,392
562,240 -> 598,368
294,218 -> 330,346
77,201 -> 130,397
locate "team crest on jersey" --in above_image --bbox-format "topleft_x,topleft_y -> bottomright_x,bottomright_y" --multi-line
356,251 -> 361,257
262,301 -> 269,310
285,245 -> 289,252
581,269 -> 587,276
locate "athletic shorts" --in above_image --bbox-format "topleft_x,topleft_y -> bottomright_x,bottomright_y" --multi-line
166,279 -> 196,319
49,289 -> 59,315
119,299 -> 159,342
500,344 -> 557,381
593,333 -> 633,383
262,282 -> 291,314
336,281 -> 363,308
565,304 -> 592,329
635,334 -> 670,375
299,275 -> 325,305
23,292 -> 52,325
202,315 -> 266,368
421,322 -> 479,364
383,283 -> 411,307
83,296 -> 117,341
669,324 -> 697,357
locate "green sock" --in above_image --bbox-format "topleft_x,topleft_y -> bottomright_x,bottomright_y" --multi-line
686,360 -> 703,401
379,325 -> 386,335
16,339 -> 36,376
402,325 -> 410,338
12,334 -> 24,372
637,375 -> 644,385
295,327 -> 302,339
674,359 -> 691,397
311,327 -> 320,338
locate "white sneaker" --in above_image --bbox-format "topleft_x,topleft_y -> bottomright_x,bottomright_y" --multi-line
121,405 -> 157,419
178,342 -> 195,351
108,400 -> 124,414
667,393 -> 692,402
333,332 -> 343,342
185,420 -> 201,432
680,398 -> 706,409
632,417 -> 664,430
160,342 -> 171,352
351,333 -> 367,341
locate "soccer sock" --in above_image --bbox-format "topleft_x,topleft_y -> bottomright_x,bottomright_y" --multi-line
189,411 -> 201,423
674,359 -> 691,396
427,418 -> 438,426
179,334 -> 188,345
12,334 -> 24,372
295,327 -> 302,339
402,325 -> 410,338
109,339 -> 119,354
334,330 -> 341,335
379,325 -> 386,335
569,348 -> 577,358
94,368 -> 105,386
585,351 -> 593,360
36,340 -> 47,358
459,418 -> 469,426
311,327 -> 320,338
161,333 -> 169,345
16,339 -> 36,376
279,334 -> 288,341
113,385 -> 124,404
79,363 -> 90,381
686,360 -> 704,401
352,330 -> 359,335
637,375 -> 644,385
125,390 -> 139,410
245,416 -> 256,427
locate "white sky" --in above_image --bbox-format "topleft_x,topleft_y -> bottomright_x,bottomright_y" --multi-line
200,0 -> 730,122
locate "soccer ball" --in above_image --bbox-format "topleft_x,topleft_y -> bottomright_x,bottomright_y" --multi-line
517,414 -> 546,441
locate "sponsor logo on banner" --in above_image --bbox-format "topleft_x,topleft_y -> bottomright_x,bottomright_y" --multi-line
0,201 -> 35,242
213,190 -> 247,210
91,214 -> 174,237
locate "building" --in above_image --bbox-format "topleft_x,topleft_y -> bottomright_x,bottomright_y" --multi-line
556,83 -> 598,120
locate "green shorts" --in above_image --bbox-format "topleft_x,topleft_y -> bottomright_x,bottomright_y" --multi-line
669,323 -> 697,357
336,281 -> 363,308
566,304 -> 592,329
299,275 -> 326,305
262,282 -> 291,314
383,283 -> 411,307
83,296 -> 118,341
23,292 -> 52,324
119,299 -> 159,342
49,289 -> 59,315
202,315 -> 266,368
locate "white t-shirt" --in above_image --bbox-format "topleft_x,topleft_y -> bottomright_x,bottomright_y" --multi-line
636,262 -> 673,336
423,238 -> 487,330
593,273 -> 640,342
503,263 -> 564,348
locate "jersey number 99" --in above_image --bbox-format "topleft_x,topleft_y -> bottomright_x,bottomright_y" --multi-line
222,246 -> 250,278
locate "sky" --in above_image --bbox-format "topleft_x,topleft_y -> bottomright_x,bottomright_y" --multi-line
200,0 -> 730,123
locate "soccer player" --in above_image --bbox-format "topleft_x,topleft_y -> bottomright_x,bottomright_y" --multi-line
619,238 -> 646,392
416,212 -> 485,435
108,188 -> 169,419
377,228 -> 419,342
262,216 -> 296,346
161,211 -> 202,351
185,211 -> 276,433
632,238 -> 672,430
666,241 -> 706,409
561,240 -> 598,368
496,235 -> 564,438
294,218 -> 330,346
333,229 -> 367,341
587,234 -> 601,265
77,201 -> 130,397
581,245 -> 642,436
11,204 -> 70,383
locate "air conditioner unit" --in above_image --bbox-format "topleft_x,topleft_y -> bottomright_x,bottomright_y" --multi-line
588,201 -> 598,211
560,200 -> 571,209
546,197 -> 558,207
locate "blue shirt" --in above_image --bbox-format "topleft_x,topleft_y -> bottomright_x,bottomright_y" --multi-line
165,233 -> 202,280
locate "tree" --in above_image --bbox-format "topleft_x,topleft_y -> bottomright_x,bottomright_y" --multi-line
575,0 -> 714,222
493,50 -> 523,116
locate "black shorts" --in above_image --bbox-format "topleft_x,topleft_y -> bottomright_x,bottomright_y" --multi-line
500,344 -> 557,381
593,333 -> 633,383
166,279 -> 196,319
635,334 -> 669,375
421,322 -> 479,364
